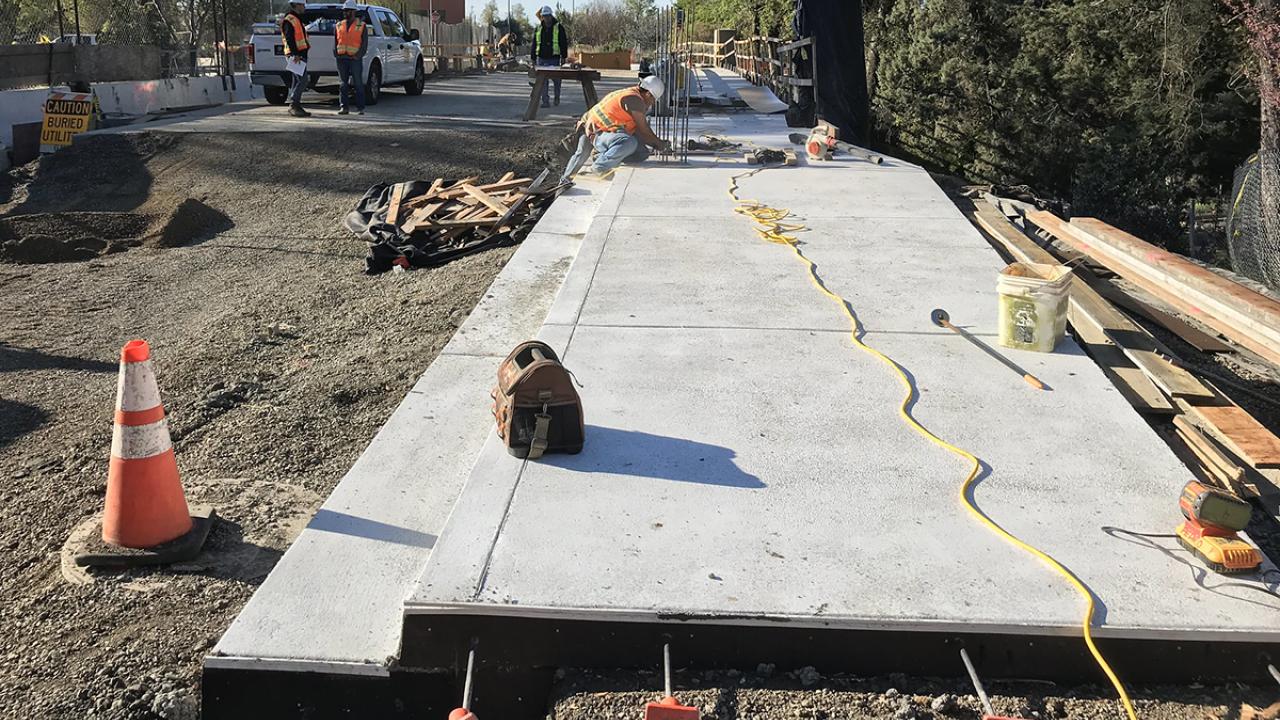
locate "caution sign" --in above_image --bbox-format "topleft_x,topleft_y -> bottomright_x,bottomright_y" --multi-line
40,91 -> 99,153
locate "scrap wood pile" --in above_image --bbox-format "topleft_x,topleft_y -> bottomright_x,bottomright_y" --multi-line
345,170 -> 558,274
968,195 -> 1280,507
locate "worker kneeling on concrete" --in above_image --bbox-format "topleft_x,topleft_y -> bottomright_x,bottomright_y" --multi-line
561,76 -> 671,183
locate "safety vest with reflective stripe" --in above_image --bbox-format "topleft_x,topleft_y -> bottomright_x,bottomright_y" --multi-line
584,88 -> 643,135
535,21 -> 561,57
281,13 -> 310,55
335,19 -> 365,57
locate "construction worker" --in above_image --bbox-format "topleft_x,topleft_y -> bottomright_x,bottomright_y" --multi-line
497,31 -> 515,61
333,0 -> 367,115
280,0 -> 311,117
531,5 -> 569,108
560,76 -> 670,183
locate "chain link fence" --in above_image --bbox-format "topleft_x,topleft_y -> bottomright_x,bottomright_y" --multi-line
1226,153 -> 1280,291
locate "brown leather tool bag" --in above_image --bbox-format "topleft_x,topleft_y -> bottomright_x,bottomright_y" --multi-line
491,340 -> 584,459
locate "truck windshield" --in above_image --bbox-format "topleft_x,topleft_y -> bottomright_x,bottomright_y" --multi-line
298,9 -> 370,35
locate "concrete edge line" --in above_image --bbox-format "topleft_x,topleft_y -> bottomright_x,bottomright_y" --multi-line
400,602 -> 1280,644
205,176 -> 616,676
202,656 -> 391,677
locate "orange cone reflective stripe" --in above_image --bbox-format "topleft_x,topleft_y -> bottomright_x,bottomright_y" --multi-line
102,339 -> 193,548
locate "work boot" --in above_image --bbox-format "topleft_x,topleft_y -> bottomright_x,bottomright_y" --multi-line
337,106 -> 349,115
289,104 -> 311,118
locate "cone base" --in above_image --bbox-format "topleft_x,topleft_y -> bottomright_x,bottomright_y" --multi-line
74,505 -> 216,568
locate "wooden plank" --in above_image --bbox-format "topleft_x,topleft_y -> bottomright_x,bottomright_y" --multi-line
972,202 -> 1213,400
1040,213 -> 1280,366
1172,416 -> 1250,495
400,178 -> 447,211
400,202 -> 444,233
1090,280 -> 1232,353
496,171 -> 515,184
1068,304 -> 1176,415
1180,401 -> 1280,469
386,183 -> 406,226
462,184 -> 511,216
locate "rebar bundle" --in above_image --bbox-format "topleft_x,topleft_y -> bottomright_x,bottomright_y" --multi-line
651,5 -> 692,164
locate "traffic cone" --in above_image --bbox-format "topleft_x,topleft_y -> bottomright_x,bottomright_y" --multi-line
103,339 -> 192,547
71,339 -> 214,568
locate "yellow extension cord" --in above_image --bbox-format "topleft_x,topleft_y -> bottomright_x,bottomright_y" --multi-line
726,166 -> 1139,720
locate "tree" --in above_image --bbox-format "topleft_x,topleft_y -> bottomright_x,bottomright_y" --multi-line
481,0 -> 500,27
1225,0 -> 1280,251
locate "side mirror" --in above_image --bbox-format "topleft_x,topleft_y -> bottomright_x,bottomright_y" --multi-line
408,28 -> 420,41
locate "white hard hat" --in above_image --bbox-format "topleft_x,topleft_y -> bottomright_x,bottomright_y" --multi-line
342,0 -> 357,8
539,5 -> 553,15
639,75 -> 664,100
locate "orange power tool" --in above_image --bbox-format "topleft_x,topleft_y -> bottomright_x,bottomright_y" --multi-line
1176,480 -> 1262,574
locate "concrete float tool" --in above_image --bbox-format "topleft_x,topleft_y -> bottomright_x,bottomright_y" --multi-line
643,644 -> 699,720
448,645 -> 478,720
960,649 -> 1031,720
1176,480 -> 1262,574
931,309 -> 1046,390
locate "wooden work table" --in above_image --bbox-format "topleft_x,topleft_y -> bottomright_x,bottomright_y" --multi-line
524,67 -> 603,121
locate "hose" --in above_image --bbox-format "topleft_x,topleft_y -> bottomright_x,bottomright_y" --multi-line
727,166 -> 1139,720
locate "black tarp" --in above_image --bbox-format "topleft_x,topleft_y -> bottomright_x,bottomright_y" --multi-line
345,181 -> 520,274
793,0 -> 870,144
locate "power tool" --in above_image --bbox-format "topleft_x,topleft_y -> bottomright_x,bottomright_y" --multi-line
804,122 -> 837,161
1176,481 -> 1262,574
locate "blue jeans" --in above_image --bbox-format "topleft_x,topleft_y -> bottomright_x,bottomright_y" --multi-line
560,131 -> 652,182
336,56 -> 365,110
592,132 -> 650,173
537,56 -> 561,104
287,61 -> 307,105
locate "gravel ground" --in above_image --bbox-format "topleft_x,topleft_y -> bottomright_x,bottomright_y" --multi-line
551,668 -> 1279,720
0,124 -> 562,719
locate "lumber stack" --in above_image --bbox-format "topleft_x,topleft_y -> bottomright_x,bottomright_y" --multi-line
392,173 -> 537,237
350,170 -> 560,274
1026,211 -> 1280,367
969,199 -> 1277,500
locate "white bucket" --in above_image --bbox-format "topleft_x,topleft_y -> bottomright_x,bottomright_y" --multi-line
997,262 -> 1071,353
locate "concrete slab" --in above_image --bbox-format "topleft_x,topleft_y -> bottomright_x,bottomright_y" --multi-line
406,104 -> 1280,646
207,165 -> 614,675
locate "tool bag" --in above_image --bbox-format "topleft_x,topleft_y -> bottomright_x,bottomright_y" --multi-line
491,340 -> 584,459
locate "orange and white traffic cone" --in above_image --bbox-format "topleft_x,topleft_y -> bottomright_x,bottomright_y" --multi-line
72,339 -> 213,568
103,339 -> 192,547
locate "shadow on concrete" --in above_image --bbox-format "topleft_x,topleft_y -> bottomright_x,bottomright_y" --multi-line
0,343 -> 115,373
1102,526 -> 1280,613
310,508 -> 438,548
0,398 -> 51,450
543,425 -> 765,489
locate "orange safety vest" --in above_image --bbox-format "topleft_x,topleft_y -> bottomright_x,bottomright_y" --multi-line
584,88 -> 643,135
335,18 -> 365,57
281,13 -> 310,55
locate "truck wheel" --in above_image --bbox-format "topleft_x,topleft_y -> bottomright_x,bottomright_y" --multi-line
366,62 -> 381,106
404,59 -> 425,96
264,86 -> 288,105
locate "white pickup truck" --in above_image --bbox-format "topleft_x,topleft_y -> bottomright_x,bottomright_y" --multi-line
248,3 -> 434,106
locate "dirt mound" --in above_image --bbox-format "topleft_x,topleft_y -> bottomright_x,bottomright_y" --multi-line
0,199 -> 232,263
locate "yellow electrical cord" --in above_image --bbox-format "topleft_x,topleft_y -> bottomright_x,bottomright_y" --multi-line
727,166 -> 1139,720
